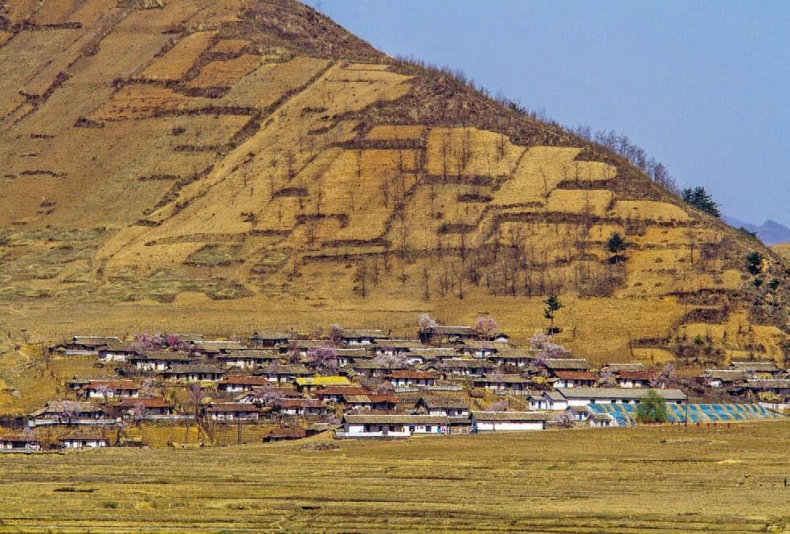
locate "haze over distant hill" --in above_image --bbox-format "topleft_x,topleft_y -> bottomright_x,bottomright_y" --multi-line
0,0 -> 786,365
723,216 -> 790,246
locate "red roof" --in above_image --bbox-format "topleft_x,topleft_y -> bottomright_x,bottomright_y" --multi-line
554,371 -> 598,381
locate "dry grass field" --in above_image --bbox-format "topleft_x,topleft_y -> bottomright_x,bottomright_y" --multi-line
0,421 -> 787,532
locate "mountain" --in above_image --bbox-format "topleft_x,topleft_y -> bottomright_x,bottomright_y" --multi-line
723,216 -> 790,246
0,0 -> 786,365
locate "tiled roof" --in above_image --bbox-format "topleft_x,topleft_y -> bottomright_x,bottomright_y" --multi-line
207,403 -> 260,413
556,387 -> 687,401
219,376 -> 272,386
604,363 -> 647,372
554,371 -> 598,381
386,370 -> 436,379
419,396 -> 468,409
545,359 -> 589,371
343,414 -> 449,425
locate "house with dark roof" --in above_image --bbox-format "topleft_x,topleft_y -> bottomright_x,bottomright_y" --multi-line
529,390 -> 568,411
339,329 -> 390,346
49,336 -> 120,356
414,396 -> 469,417
79,380 -> 139,400
161,365 -> 226,382
472,374 -> 532,394
29,402 -> 115,427
60,433 -> 108,449
554,387 -> 687,409
255,364 -> 312,383
340,394 -> 398,412
337,414 -> 449,438
218,375 -> 273,393
0,434 -> 41,452
729,361 -> 783,377
545,359 -> 590,372
552,371 -> 598,389
250,331 -> 290,348
458,341 -> 511,358
217,350 -> 281,369
262,427 -> 307,443
419,325 -> 476,344
488,349 -> 535,368
615,370 -> 654,389
312,385 -> 368,403
98,343 -> 140,363
206,403 -> 261,421
280,398 -> 327,417
700,369 -> 748,388
440,358 -> 496,378
119,397 -> 174,418
128,351 -> 191,371
386,370 -> 437,388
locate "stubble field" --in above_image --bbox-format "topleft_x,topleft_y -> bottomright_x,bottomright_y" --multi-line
0,420 -> 787,533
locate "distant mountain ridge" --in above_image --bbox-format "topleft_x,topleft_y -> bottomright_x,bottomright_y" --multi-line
723,216 -> 790,246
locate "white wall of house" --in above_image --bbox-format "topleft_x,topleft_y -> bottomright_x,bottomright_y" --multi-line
62,439 -> 107,449
474,420 -> 544,431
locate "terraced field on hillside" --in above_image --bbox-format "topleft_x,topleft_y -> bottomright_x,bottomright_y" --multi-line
0,0 -> 785,365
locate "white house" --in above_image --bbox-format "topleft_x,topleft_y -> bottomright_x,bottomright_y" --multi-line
80,380 -> 139,399
414,396 -> 469,417
0,434 -> 41,451
587,412 -> 614,428
336,415 -> 449,438
470,411 -> 547,432
60,433 -> 108,449
216,350 -> 281,369
386,370 -> 437,388
339,329 -> 390,346
555,387 -> 688,407
529,391 -> 568,411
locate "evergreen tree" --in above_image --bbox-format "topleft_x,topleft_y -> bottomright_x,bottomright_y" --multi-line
606,232 -> 627,263
543,295 -> 563,333
681,186 -> 720,218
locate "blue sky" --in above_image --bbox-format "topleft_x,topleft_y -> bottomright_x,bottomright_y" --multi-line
305,0 -> 789,226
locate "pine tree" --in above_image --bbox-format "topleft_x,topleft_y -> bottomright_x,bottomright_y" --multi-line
681,186 -> 720,218
606,232 -> 627,263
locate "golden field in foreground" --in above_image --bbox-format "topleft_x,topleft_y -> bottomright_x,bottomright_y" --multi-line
0,420 -> 787,533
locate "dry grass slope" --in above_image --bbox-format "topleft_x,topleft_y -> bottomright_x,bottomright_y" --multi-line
0,0 -> 786,369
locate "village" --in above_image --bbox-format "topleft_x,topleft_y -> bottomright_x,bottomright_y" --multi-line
1,316 -> 786,452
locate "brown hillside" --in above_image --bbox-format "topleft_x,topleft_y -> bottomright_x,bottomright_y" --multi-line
0,0 -> 786,366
